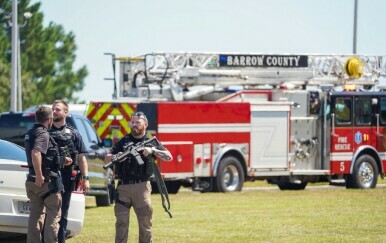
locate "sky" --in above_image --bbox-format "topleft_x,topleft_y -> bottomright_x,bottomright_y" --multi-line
33,0 -> 386,102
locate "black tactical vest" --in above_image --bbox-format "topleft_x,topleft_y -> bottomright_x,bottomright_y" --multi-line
115,135 -> 154,181
49,125 -> 78,166
25,125 -> 60,176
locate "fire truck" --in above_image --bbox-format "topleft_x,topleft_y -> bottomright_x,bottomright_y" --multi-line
87,53 -> 386,193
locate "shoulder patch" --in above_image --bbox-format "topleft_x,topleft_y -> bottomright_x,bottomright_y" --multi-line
66,125 -> 75,130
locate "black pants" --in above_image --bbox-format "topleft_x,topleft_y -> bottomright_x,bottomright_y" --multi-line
58,169 -> 73,243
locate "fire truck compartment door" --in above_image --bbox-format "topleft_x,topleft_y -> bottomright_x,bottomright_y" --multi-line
250,104 -> 290,169
160,142 -> 194,178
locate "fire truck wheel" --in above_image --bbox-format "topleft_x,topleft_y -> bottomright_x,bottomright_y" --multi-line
346,155 -> 378,189
213,156 -> 244,192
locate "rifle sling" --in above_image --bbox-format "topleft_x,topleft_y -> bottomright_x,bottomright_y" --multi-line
150,160 -> 173,218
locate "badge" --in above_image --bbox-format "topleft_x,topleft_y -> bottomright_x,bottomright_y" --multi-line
354,131 -> 362,145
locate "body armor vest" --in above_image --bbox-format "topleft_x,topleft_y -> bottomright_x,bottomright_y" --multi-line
25,125 -> 60,176
115,135 -> 154,181
49,125 -> 78,167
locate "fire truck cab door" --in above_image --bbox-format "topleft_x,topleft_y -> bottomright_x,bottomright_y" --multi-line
331,94 -> 377,174
331,96 -> 354,174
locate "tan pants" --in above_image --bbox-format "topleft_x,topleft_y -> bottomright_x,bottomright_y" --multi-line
25,181 -> 62,243
115,181 -> 153,243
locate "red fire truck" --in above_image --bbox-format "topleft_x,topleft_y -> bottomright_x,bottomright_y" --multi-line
87,53 -> 386,193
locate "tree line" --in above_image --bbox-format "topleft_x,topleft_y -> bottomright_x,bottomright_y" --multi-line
0,0 -> 87,112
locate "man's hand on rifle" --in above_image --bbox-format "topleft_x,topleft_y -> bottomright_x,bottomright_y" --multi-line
137,147 -> 154,157
105,152 -> 123,165
138,146 -> 173,161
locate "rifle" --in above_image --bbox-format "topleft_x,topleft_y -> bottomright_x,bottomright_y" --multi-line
103,137 -> 161,169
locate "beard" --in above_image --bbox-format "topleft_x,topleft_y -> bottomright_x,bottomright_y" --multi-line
131,126 -> 145,137
53,116 -> 65,123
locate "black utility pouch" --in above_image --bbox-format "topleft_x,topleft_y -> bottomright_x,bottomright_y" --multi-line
48,175 -> 64,193
57,153 -> 65,169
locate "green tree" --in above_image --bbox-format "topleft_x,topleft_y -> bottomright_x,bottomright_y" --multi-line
0,0 -> 88,112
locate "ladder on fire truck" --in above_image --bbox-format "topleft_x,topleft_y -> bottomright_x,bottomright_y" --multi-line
113,53 -> 386,100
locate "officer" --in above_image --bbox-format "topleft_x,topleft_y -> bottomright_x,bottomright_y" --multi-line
25,106 -> 62,243
104,111 -> 173,243
50,100 -> 90,243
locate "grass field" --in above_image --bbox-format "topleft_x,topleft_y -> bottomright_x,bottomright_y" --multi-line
68,185 -> 386,243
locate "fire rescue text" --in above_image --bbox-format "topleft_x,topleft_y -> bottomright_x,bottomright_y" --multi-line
335,137 -> 351,151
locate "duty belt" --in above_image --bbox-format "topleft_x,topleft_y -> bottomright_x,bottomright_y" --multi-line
118,179 -> 148,185
26,174 -> 50,183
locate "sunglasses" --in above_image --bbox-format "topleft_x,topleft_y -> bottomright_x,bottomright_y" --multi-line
131,111 -> 148,122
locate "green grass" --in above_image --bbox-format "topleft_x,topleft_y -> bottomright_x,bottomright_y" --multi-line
68,187 -> 386,243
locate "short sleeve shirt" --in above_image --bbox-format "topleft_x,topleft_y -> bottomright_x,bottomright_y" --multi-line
71,128 -> 88,154
33,128 -> 50,154
25,124 -> 50,167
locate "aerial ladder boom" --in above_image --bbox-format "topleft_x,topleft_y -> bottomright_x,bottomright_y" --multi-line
113,53 -> 386,100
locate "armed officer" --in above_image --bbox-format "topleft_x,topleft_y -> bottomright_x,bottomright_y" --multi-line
104,111 -> 173,243
25,106 -> 62,243
50,100 -> 90,243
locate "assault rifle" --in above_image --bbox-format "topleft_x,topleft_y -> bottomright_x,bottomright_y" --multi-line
103,137 -> 161,169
